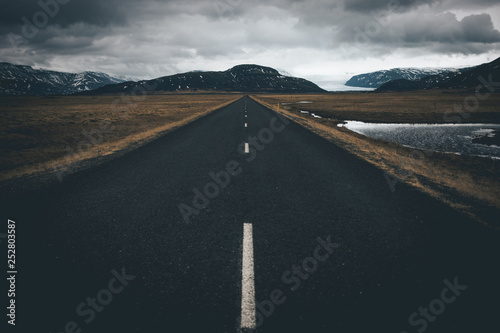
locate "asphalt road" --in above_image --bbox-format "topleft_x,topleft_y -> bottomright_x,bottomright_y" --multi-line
3,95 -> 499,333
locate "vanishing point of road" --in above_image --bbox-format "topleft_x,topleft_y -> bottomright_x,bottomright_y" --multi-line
4,96 -> 499,333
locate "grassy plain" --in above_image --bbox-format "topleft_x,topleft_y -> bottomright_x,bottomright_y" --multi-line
253,91 -> 500,228
2,89 -> 499,226
0,93 -> 241,183
257,90 -> 500,123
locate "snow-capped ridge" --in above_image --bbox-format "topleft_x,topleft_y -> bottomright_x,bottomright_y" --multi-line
345,67 -> 463,88
0,62 -> 130,96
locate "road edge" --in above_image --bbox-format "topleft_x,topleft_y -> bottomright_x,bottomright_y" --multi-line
249,95 -> 500,230
0,95 -> 245,194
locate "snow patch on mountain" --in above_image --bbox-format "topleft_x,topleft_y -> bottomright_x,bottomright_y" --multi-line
345,68 -> 462,88
0,62 -> 130,95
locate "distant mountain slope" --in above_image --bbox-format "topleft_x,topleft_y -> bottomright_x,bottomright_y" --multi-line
0,62 -> 130,95
376,57 -> 500,92
441,57 -> 500,89
83,64 -> 326,94
345,68 -> 458,88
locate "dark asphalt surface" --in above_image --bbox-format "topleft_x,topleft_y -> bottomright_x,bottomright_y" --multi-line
3,95 -> 499,333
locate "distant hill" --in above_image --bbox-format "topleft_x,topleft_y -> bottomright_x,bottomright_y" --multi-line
82,64 -> 326,94
376,57 -> 500,92
0,62 -> 131,96
345,68 -> 459,88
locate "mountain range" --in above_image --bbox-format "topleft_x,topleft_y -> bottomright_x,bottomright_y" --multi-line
2,57 -> 498,95
345,67 -> 467,88
81,65 -> 326,95
0,62 -> 133,96
376,57 -> 500,92
0,63 -> 325,95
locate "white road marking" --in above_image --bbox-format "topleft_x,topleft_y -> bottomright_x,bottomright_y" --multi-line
245,123 -> 248,128
245,115 -> 247,118
245,143 -> 249,153
241,223 -> 256,329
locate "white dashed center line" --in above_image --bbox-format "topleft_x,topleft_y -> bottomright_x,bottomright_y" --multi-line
241,223 -> 256,329
244,143 -> 249,153
245,123 -> 248,128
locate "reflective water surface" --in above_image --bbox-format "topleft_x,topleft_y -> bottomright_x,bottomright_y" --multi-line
341,121 -> 500,159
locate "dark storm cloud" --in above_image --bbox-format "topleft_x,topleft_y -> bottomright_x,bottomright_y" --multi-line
461,14 -> 500,42
398,13 -> 500,44
0,0 -> 498,77
336,11 -> 500,53
0,0 -> 228,47
342,0 -> 500,13
2,0 -> 499,46
0,0 -> 128,28
438,0 -> 500,10
343,0 -> 437,13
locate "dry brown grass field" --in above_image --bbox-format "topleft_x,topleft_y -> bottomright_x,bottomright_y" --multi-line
2,90 -> 499,226
0,93 -> 241,183
253,92 -> 500,228
257,90 -> 500,124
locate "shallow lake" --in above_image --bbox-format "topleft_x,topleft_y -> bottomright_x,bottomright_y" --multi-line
340,121 -> 500,159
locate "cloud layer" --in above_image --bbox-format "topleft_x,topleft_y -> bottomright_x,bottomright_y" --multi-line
0,0 -> 499,79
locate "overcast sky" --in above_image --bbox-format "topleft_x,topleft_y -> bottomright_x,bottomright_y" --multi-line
1,0 -> 500,88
